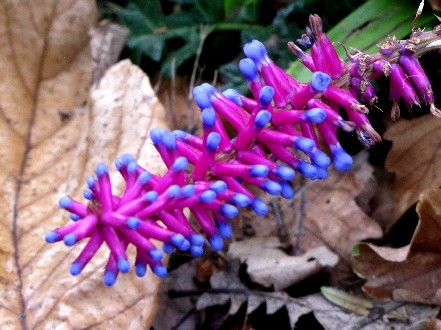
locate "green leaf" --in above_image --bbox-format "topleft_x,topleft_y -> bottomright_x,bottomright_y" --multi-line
161,30 -> 201,75
321,287 -> 374,316
127,34 -> 165,62
286,0 -> 436,82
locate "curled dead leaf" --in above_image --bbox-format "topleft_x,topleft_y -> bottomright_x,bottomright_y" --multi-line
228,237 -> 338,290
0,1 -> 168,327
384,115 -> 441,228
239,153 -> 382,284
352,185 -> 441,304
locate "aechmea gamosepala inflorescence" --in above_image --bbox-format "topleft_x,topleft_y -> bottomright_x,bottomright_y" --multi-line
46,15 -> 441,285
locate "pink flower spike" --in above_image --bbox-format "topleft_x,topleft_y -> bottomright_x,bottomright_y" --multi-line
306,99 -> 355,132
389,63 -> 420,106
372,60 -> 391,79
323,86 -> 369,114
58,197 -> 88,217
399,55 -> 434,104
287,41 -> 316,72
102,227 -> 130,273
309,14 -> 342,78
70,230 -> 104,276
233,110 -> 271,150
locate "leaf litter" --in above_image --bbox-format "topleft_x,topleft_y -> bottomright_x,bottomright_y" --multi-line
0,1 -> 168,328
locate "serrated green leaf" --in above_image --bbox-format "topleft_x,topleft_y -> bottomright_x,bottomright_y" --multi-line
321,287 -> 374,316
195,0 -> 225,23
287,0 -> 436,82
127,34 -> 165,62
161,31 -> 201,75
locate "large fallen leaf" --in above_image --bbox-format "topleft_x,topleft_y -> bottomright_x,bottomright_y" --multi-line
0,1 -> 168,327
384,115 -> 441,226
352,185 -> 441,304
239,153 -> 383,284
227,237 -> 338,290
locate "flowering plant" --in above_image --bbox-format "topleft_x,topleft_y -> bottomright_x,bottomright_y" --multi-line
46,14 -> 441,286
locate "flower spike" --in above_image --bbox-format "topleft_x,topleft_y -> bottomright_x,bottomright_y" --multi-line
47,13 -> 441,285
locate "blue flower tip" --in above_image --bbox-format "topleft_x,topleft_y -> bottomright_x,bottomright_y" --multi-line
243,40 -> 267,63
217,222 -> 232,238
210,180 -> 227,194
172,129 -> 188,140
254,110 -> 272,129
193,85 -> 213,109
70,262 -> 82,276
221,204 -> 238,218
190,234 -> 205,246
201,108 -> 216,128
190,245 -> 204,256
126,217 -> 140,229
172,157 -> 188,172
332,148 -> 353,172
117,258 -> 130,273
311,71 -> 331,92
45,231 -> 59,243
162,133 -> 177,151
138,171 -> 152,185
121,153 -> 135,166
295,137 -> 315,152
274,166 -> 295,181
259,86 -> 274,107
181,184 -> 196,198
150,128 -> 167,145
83,189 -> 94,200
162,242 -> 175,254
206,132 -> 221,151
145,191 -> 159,203
297,161 -> 318,180
86,176 -> 96,189
95,163 -> 109,177
200,190 -> 217,203
171,234 -> 190,251
149,249 -> 164,261
305,108 -> 326,123
263,180 -> 282,195
127,161 -> 138,174
167,185 -> 180,198
316,167 -> 329,180
209,235 -> 224,251
153,265 -> 168,278
250,164 -> 269,177
70,213 -> 81,221
63,233 -> 77,246
311,150 -> 331,168
251,198 -> 268,216
103,271 -> 117,286
239,58 -> 258,81
280,182 -> 295,199
223,89 -> 242,105
135,263 -> 147,277
58,197 -> 72,209
232,193 -> 251,207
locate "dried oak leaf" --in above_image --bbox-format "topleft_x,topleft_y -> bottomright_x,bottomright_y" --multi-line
0,1 -> 168,328
239,153 -> 383,284
384,115 -> 441,227
352,186 -> 441,304
227,237 -> 338,290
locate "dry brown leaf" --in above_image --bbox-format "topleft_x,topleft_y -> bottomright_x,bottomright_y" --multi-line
429,0 -> 441,11
0,1 -> 168,327
238,153 -> 383,284
352,186 -> 441,304
304,293 -> 440,330
227,237 -> 338,290
384,115 -> 441,227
